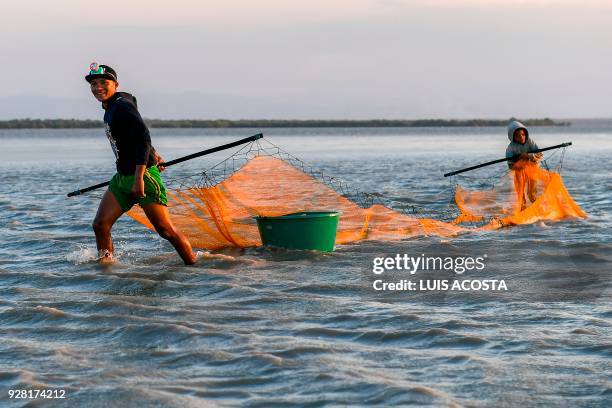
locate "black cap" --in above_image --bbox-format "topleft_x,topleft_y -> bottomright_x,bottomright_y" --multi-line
85,62 -> 118,83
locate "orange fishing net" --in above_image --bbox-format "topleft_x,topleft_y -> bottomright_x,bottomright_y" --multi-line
126,142 -> 586,249
454,160 -> 587,229
128,156 -> 463,249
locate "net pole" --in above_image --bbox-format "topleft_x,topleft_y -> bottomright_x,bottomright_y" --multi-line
67,133 -> 263,197
443,142 -> 572,177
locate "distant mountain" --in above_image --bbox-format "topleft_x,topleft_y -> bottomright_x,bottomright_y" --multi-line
0,92 -> 326,120
0,118 -> 570,129
1,93 -> 607,126
0,95 -> 100,120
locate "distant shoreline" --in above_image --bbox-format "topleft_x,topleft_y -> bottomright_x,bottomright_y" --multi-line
0,118 -> 569,129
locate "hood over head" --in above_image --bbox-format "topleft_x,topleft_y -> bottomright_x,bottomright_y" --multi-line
105,92 -> 138,109
507,120 -> 529,143
116,92 -> 137,108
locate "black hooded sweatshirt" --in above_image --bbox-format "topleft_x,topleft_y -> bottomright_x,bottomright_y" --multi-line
103,92 -> 157,175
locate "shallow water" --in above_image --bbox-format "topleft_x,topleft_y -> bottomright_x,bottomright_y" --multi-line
0,126 -> 610,407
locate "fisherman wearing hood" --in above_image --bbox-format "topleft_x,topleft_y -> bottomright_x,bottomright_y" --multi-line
506,120 -> 543,210
85,62 -> 197,265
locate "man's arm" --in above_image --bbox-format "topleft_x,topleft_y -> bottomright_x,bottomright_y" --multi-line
119,103 -> 150,166
131,164 -> 147,198
506,145 -> 517,169
114,101 -> 151,195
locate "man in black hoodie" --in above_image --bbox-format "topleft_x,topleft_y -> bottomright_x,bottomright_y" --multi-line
86,62 -> 197,264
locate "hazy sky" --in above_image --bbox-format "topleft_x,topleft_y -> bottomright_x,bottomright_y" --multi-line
2,0 -> 611,119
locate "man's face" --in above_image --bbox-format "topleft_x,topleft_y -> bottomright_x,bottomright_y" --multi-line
90,78 -> 117,102
514,129 -> 527,144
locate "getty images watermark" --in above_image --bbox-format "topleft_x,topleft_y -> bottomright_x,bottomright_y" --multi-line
371,253 -> 508,292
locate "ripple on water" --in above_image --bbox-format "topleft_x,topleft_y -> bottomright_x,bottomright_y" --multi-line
353,327 -> 488,348
0,130 -> 610,406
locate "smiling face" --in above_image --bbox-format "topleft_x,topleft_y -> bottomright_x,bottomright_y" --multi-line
89,78 -> 118,102
513,128 -> 527,144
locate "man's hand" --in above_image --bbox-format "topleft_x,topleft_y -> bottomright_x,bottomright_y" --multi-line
131,178 -> 145,198
154,152 -> 166,172
517,152 -> 543,163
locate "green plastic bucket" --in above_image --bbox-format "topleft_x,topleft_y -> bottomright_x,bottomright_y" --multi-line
254,211 -> 341,252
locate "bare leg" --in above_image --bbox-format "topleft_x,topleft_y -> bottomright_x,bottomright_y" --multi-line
142,203 -> 197,265
92,190 -> 124,259
527,178 -> 538,203
513,171 -> 527,211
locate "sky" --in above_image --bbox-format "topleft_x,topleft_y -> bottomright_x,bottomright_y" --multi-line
1,0 -> 611,119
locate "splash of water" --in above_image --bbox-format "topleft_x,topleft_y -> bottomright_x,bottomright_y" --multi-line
65,246 -> 98,265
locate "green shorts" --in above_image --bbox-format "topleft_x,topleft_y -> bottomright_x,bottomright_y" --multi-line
109,166 -> 168,212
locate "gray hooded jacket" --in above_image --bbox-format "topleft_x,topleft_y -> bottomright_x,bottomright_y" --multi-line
505,120 -> 541,168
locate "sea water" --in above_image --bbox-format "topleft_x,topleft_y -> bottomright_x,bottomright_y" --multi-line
0,125 -> 610,406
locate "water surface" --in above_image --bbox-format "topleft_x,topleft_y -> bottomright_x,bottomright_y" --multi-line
0,125 -> 610,407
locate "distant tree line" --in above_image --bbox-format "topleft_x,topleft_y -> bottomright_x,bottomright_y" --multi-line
0,119 -> 103,129
0,117 -> 569,129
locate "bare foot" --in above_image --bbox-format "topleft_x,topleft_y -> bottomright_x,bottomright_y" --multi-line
97,249 -> 115,264
196,251 -> 256,264
197,251 -> 236,262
